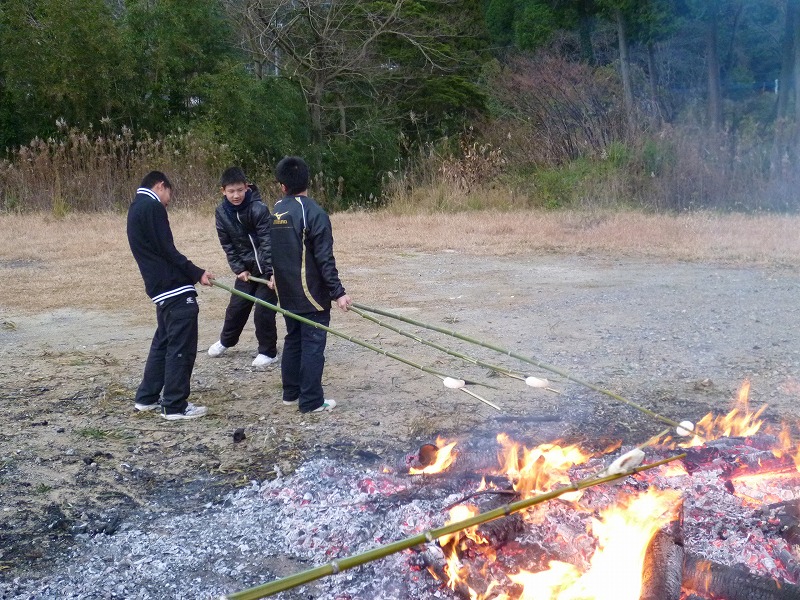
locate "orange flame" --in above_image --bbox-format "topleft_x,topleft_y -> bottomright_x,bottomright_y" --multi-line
682,379 -> 766,446
504,488 -> 682,600
495,434 -> 593,499
776,422 -> 800,472
438,504 -> 498,593
410,437 -> 458,475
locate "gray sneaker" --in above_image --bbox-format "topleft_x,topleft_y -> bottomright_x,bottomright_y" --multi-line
134,401 -> 160,412
161,403 -> 208,421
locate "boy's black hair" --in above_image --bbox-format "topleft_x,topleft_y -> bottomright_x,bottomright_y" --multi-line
275,156 -> 309,195
220,166 -> 248,188
140,171 -> 172,190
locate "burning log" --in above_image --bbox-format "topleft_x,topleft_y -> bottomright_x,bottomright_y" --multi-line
724,454 -> 799,477
406,442 -> 499,474
640,501 -> 684,600
682,554 -> 800,600
640,531 -> 684,600
765,499 -> 800,546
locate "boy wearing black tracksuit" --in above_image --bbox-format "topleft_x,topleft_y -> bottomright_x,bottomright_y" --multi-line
268,156 -> 352,413
207,167 -> 279,367
127,171 -> 213,420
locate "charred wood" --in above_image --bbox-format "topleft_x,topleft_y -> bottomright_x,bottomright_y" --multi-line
683,554 -> 800,600
777,549 -> 800,581
767,499 -> 800,546
475,512 -> 525,546
704,434 -> 781,451
722,455 -> 799,479
640,530 -> 684,600
407,445 -> 501,475
640,501 -> 684,600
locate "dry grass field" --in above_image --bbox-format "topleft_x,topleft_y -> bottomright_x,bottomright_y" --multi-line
1,209 -> 799,318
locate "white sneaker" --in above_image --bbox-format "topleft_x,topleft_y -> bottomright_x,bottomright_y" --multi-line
161,403 -> 208,421
252,353 -> 278,368
208,341 -> 227,357
311,399 -> 336,412
134,401 -> 160,412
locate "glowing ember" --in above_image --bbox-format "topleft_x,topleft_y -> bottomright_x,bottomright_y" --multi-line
731,470 -> 800,506
659,461 -> 688,478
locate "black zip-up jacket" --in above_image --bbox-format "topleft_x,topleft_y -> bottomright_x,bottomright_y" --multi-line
215,186 -> 273,278
270,195 -> 346,313
127,187 -> 205,304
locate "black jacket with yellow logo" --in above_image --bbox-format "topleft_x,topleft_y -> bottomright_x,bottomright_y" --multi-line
270,195 -> 345,313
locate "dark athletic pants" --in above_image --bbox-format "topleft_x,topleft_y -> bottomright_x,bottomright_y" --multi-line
219,278 -> 278,357
135,293 -> 198,414
281,309 -> 330,413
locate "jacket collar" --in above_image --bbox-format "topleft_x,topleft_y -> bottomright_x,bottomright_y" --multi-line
137,187 -> 161,203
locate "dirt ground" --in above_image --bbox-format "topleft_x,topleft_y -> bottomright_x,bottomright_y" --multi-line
2,246 -> 800,584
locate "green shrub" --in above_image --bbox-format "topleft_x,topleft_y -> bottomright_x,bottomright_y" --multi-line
311,123 -> 401,210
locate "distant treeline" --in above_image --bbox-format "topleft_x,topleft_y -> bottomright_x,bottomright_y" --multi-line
2,0 -> 800,213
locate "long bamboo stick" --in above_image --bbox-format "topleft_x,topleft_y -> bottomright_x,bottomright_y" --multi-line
352,303 -> 684,430
349,305 -> 529,383
220,453 -> 685,600
211,279 -> 500,410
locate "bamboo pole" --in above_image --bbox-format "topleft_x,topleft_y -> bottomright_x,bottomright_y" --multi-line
349,305 -> 536,384
352,303 -> 684,430
211,279 -> 500,410
220,453 -> 685,600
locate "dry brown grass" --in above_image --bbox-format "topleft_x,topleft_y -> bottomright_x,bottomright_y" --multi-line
1,209 -> 799,316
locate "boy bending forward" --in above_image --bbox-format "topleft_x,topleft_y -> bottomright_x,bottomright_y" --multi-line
208,167 -> 279,367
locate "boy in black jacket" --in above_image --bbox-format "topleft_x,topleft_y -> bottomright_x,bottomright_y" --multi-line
127,171 -> 213,420
269,157 -> 352,413
208,167 -> 279,368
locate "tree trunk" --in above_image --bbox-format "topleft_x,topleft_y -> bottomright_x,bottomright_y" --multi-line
579,12 -> 596,66
778,0 -> 797,120
615,9 -> 635,133
722,2 -> 744,86
311,78 -> 324,144
705,4 -> 723,131
337,95 -> 347,136
793,0 -> 800,124
773,0 -> 798,172
646,42 -> 662,126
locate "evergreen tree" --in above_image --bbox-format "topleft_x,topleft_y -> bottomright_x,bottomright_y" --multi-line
0,0 -> 131,146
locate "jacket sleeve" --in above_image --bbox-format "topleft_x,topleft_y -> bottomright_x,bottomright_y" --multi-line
215,206 -> 246,275
151,202 -> 205,283
307,206 -> 346,300
253,202 -> 273,278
